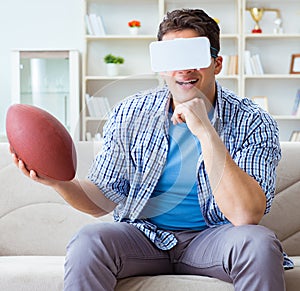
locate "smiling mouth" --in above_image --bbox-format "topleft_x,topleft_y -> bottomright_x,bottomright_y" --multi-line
176,79 -> 198,85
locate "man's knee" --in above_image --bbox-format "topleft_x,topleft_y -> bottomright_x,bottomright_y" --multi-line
227,225 -> 283,266
232,225 -> 281,248
66,222 -> 135,259
66,222 -> 118,264
64,222 -> 122,290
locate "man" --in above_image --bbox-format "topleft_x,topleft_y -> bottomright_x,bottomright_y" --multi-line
13,8 -> 291,291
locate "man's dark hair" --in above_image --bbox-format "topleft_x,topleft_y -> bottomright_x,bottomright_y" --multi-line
157,9 -> 220,57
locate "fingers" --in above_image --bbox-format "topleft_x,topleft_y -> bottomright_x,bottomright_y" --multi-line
171,108 -> 186,124
11,153 -> 37,180
12,154 -> 31,178
17,159 -> 31,178
17,158 -> 51,184
17,159 -> 44,183
171,98 -> 212,137
171,102 -> 190,125
10,148 -> 57,186
29,169 -> 40,181
172,98 -> 207,122
9,145 -> 14,154
11,153 -> 19,166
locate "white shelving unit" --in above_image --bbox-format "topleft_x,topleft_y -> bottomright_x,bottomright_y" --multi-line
82,0 -> 300,141
82,0 -> 162,140
242,0 -> 300,141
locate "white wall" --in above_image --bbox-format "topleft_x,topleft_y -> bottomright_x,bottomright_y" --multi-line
0,0 -> 84,139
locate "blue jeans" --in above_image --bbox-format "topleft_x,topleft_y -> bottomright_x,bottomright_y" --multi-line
64,222 -> 285,291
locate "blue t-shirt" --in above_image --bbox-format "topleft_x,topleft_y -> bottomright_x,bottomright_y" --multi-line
147,109 -> 208,231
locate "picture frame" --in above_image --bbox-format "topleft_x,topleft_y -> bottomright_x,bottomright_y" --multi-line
289,130 -> 300,142
251,96 -> 269,112
290,54 -> 300,74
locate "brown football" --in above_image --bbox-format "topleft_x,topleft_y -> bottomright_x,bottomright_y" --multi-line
6,104 -> 77,181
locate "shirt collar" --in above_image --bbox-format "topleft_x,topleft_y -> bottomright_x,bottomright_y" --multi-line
211,81 -> 224,136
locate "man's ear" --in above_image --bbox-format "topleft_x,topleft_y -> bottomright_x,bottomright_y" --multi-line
214,56 -> 223,75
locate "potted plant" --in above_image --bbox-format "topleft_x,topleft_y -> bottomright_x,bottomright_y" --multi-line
128,20 -> 141,35
104,54 -> 124,76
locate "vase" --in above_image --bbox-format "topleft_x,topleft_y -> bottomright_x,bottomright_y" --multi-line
106,63 -> 119,76
129,26 -> 139,35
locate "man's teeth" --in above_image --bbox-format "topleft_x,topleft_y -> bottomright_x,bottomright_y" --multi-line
177,79 -> 198,85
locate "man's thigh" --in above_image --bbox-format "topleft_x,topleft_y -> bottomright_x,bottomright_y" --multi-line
173,224 -> 281,283
80,222 -> 173,279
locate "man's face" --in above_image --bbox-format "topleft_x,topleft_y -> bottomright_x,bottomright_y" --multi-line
161,29 -> 220,107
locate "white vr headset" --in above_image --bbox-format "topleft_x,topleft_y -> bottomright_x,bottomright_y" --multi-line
149,37 -> 212,72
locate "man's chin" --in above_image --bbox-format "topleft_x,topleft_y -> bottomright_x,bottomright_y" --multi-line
171,95 -> 200,108
171,90 -> 204,104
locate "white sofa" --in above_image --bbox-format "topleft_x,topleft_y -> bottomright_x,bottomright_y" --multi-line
0,141 -> 299,291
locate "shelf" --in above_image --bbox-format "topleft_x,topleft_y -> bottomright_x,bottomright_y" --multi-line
87,33 -> 241,40
217,75 -> 239,80
245,33 -> 300,39
20,91 -> 69,95
221,34 -> 240,39
256,0 -> 300,2
273,115 -> 300,121
86,117 -> 108,121
85,74 -> 159,81
244,74 -> 300,79
86,34 -> 157,40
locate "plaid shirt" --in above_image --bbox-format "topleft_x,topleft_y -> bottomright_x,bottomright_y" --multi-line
88,81 -> 293,269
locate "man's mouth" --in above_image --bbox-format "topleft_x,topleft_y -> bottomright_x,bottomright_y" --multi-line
176,79 -> 198,86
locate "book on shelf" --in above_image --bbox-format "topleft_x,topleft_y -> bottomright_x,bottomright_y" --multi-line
244,50 -> 253,75
252,54 -> 264,75
97,15 -> 106,35
85,15 -> 94,35
85,14 -> 106,36
96,96 -> 111,118
85,94 -> 111,119
94,133 -> 102,141
290,130 -> 300,142
85,93 -> 96,117
86,132 -> 103,142
219,55 -> 238,76
228,55 -> 238,75
244,51 -> 264,75
86,131 -> 92,141
291,89 -> 300,116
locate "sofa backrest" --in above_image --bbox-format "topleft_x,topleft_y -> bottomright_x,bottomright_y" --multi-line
0,142 -> 299,256
260,142 -> 300,256
0,142 -> 108,256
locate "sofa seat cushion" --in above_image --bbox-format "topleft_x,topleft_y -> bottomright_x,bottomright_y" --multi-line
2,256 -> 299,291
116,257 -> 300,291
285,256 -> 300,291
0,256 -> 64,291
0,256 -> 233,291
116,275 -> 234,291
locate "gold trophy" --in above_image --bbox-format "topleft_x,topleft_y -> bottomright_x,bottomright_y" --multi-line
247,7 -> 264,33
247,7 -> 282,34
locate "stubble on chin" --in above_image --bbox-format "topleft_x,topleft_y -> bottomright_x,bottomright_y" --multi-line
169,84 -> 205,105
